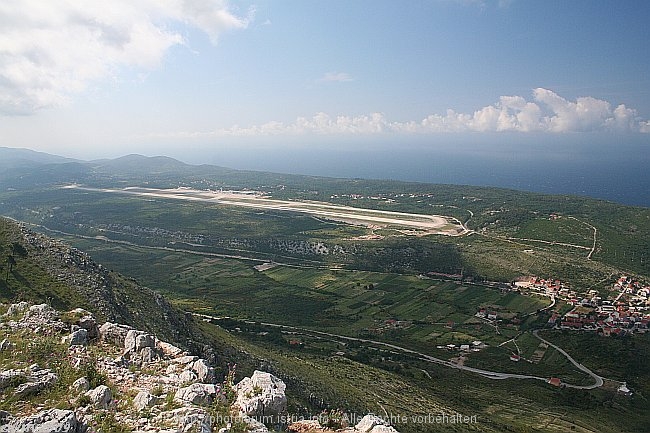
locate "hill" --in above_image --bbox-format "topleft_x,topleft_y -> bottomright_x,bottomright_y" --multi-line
0,218 -> 193,346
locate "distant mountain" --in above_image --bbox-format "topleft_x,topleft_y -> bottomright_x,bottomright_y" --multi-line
91,154 -> 190,174
0,146 -> 78,170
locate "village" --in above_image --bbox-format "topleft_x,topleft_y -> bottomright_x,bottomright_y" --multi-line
515,275 -> 650,337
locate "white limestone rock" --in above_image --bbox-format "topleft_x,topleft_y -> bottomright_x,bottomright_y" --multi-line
124,330 -> 156,352
234,370 -> 287,418
174,383 -> 221,406
158,341 -> 184,358
62,329 -> 88,346
133,391 -> 160,411
179,370 -> 198,384
0,408 -> 86,433
0,369 -> 26,390
24,304 -> 57,323
191,359 -> 214,383
174,355 -> 198,365
355,415 -> 397,433
4,302 -> 29,318
70,377 -> 90,394
84,385 -> 112,409
157,407 -> 213,433
99,322 -> 133,346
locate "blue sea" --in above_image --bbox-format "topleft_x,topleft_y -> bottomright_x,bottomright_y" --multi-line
182,133 -> 650,207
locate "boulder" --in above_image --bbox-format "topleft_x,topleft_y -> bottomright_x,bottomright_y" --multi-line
191,359 -> 214,383
0,408 -> 86,433
14,371 -> 57,397
124,330 -> 155,352
63,329 -> 88,346
0,369 -> 26,390
99,322 -> 133,346
77,316 -> 99,340
133,391 -> 160,411
70,377 -> 90,394
156,407 -> 212,433
84,385 -> 112,409
174,383 -> 221,406
24,304 -> 57,323
0,338 -> 13,351
234,371 -> 287,418
4,302 -> 29,318
356,415 -> 390,433
179,370 -> 198,384
158,341 -> 184,358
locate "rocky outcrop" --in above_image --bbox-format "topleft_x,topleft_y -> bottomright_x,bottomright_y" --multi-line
355,415 -> 399,433
63,328 -> 88,346
99,322 -> 133,346
84,385 -> 112,409
133,390 -> 160,411
287,414 -> 400,433
175,383 -> 221,405
0,365 -> 57,398
235,370 -> 287,418
0,301 -> 398,433
0,409 -> 87,433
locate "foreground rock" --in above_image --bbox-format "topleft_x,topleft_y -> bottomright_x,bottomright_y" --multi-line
1,302 -> 399,433
0,409 -> 87,433
235,370 -> 287,418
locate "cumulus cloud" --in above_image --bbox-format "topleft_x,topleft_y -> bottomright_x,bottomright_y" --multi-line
161,88 -> 649,138
0,0 -> 249,115
318,72 -> 354,83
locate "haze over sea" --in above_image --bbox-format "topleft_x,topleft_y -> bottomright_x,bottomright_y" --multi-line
177,134 -> 650,208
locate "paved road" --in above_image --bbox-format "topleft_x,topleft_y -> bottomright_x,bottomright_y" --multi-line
532,330 -> 604,389
197,313 -> 604,389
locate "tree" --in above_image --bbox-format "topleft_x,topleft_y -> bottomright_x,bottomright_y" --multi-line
5,255 -> 16,281
11,242 -> 28,258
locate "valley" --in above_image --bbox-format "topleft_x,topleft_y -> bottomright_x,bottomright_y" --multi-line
1,151 -> 649,432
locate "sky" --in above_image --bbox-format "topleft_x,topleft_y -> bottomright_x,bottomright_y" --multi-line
0,0 -> 649,166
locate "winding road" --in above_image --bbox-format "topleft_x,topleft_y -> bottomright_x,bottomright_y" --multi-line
197,313 -> 605,389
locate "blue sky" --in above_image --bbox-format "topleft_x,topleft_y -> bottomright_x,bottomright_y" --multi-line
0,0 -> 649,162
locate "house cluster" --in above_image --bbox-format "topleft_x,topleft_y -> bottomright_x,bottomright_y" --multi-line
615,275 -> 650,308
554,275 -> 650,336
475,308 -> 498,320
514,276 -> 575,299
437,340 -> 487,352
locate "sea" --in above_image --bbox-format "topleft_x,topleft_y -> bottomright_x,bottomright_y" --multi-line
185,133 -> 650,207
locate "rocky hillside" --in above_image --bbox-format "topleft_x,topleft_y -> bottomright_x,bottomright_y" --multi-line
0,302 -> 399,433
1,218 -> 196,347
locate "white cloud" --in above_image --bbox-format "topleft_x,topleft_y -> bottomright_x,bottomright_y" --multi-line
318,72 -> 354,83
0,0 -> 249,115
166,88 -> 647,138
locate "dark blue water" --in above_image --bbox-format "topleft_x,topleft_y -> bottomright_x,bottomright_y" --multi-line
182,134 -> 650,207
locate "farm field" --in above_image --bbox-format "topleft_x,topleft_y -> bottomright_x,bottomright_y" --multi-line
57,235 -> 596,385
